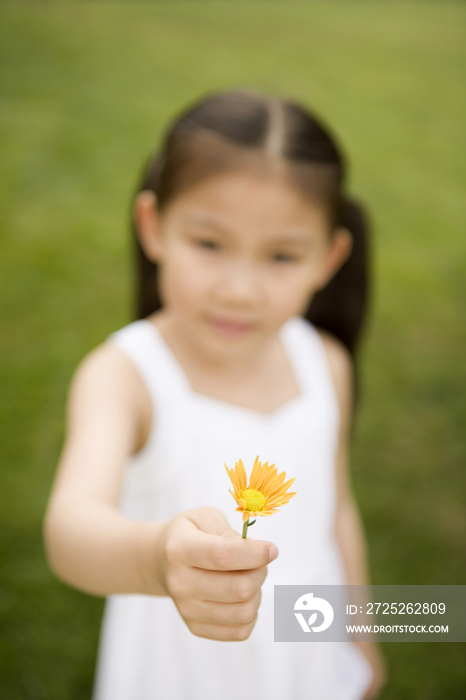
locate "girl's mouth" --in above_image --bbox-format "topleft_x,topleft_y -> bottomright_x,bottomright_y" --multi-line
209,317 -> 255,338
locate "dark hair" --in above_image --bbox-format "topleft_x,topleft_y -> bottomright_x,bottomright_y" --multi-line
131,90 -> 371,404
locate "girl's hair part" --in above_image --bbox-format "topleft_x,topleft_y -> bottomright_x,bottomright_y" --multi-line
131,90 -> 371,404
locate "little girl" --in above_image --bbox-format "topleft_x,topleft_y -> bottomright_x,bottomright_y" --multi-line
43,89 -> 387,700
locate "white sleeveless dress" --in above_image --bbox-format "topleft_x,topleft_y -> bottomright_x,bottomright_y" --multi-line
91,316 -> 373,700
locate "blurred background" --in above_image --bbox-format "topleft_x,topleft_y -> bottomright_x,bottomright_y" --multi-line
0,1 -> 465,697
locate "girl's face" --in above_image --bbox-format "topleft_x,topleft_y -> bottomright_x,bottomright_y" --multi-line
137,170 -> 351,362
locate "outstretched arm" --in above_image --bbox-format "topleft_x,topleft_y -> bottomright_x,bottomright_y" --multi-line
42,342 -> 167,596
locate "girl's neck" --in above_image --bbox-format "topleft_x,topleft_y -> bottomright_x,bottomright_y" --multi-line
146,310 -> 301,414
148,309 -> 276,380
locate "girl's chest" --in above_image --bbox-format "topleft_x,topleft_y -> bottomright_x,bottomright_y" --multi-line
145,376 -> 337,490
174,342 -> 302,416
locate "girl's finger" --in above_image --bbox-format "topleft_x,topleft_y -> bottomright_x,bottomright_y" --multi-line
168,562 -> 268,603
181,590 -> 262,626
169,516 -> 277,571
185,618 -> 257,642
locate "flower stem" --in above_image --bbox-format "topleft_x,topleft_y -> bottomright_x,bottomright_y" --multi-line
242,518 -> 257,538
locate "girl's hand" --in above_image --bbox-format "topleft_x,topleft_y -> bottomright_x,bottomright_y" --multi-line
359,641 -> 389,699
155,506 -> 278,641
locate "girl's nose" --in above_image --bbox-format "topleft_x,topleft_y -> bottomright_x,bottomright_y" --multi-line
216,260 -> 264,306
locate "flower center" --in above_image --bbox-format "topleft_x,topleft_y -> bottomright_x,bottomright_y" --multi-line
240,488 -> 267,512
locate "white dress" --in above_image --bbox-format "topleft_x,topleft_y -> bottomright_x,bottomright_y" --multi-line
91,316 -> 373,700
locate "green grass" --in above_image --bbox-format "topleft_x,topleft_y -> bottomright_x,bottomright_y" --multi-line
1,1 -> 465,697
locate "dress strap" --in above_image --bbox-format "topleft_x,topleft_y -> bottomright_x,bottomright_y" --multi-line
280,316 -> 341,426
106,319 -> 190,408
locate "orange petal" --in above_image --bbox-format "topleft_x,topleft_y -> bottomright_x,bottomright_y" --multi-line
254,463 -> 275,492
224,463 -> 240,492
265,477 -> 296,501
266,492 -> 297,509
248,456 -> 262,489
229,488 -> 241,505
266,491 -> 295,506
236,459 -> 247,491
256,464 -> 278,492
262,471 -> 286,496
242,512 -> 250,522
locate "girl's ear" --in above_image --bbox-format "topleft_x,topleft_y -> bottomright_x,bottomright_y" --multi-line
315,227 -> 353,291
133,190 -> 163,262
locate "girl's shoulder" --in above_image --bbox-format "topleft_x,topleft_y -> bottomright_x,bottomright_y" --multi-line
73,333 -> 149,402
314,326 -> 353,379
70,337 -> 152,456
284,316 -> 353,427
292,317 -> 353,390
313,324 -> 354,428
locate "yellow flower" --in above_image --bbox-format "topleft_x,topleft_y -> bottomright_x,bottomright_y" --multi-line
224,456 -> 296,525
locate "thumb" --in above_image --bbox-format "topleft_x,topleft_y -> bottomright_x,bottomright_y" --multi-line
182,506 -> 279,570
185,506 -> 279,559
220,523 -> 280,564
185,506 -> 240,538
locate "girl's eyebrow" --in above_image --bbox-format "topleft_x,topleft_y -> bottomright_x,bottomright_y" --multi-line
267,235 -> 313,247
184,213 -> 232,235
185,213 -> 315,246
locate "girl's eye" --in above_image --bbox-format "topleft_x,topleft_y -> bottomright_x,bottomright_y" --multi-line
196,239 -> 221,251
271,253 -> 297,263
